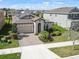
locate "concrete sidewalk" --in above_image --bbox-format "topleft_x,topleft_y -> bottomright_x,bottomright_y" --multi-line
0,47 -> 21,55
0,41 -> 79,59
43,41 -> 79,48
63,55 -> 79,59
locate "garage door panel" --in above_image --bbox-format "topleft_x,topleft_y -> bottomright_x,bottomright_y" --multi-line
17,24 -> 33,33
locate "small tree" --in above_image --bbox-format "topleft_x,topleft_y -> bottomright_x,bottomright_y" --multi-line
48,28 -> 53,41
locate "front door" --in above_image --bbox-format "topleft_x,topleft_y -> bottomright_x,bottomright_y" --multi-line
38,23 -> 41,33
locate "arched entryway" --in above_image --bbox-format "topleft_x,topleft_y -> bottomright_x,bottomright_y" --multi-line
38,23 -> 41,33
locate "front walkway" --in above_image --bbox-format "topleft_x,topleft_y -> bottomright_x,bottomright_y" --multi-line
19,33 -> 43,46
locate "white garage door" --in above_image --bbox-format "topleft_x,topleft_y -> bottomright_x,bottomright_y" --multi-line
17,23 -> 34,33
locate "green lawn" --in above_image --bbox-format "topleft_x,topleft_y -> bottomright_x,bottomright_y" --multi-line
43,31 -> 74,43
49,45 -> 79,57
0,40 -> 19,49
52,24 -> 67,33
0,53 -> 21,59
52,32 -> 70,43
52,31 -> 79,43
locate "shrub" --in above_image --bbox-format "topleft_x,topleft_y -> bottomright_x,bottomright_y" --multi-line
6,36 -> 11,40
38,31 -> 53,42
38,31 -> 49,42
7,40 -> 12,44
52,24 -> 67,33
0,35 -> 4,41
12,33 -> 18,39
1,37 -> 7,43
51,31 -> 62,36
48,28 -> 54,33
51,32 -> 56,36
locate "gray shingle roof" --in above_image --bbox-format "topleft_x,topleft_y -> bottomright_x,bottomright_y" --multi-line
45,7 -> 79,14
12,15 -> 41,24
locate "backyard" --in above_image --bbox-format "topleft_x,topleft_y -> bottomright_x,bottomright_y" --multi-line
0,53 -> 21,59
0,17 -> 19,49
49,45 -> 79,57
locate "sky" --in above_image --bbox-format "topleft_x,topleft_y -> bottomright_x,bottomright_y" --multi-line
0,0 -> 79,10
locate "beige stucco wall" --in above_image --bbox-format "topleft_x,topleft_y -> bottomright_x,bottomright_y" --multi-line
43,13 -> 72,29
34,19 -> 45,34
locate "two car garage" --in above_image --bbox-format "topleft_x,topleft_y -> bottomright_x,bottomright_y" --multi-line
17,23 -> 34,33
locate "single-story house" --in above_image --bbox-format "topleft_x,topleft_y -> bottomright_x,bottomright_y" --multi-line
12,13 -> 53,34
43,7 -> 79,30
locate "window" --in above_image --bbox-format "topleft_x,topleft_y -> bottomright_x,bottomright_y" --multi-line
69,14 -> 79,19
68,14 -> 73,19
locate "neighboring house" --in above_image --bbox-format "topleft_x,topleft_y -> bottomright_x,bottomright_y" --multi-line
12,12 -> 53,34
43,7 -> 79,30
0,10 -> 5,30
7,9 -> 16,17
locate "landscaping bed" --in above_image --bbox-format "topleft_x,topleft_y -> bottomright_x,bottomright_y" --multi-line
49,45 -> 79,57
0,17 -> 19,49
0,39 -> 19,49
38,32 -> 70,43
0,53 -> 21,59
38,24 -> 79,43
38,24 -> 68,43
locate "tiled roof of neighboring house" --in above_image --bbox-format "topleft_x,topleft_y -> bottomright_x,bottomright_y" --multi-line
45,7 -> 79,14
20,14 -> 34,19
19,12 -> 32,19
14,9 -> 33,19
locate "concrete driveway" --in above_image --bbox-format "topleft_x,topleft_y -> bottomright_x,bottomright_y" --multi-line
21,45 -> 60,59
19,33 -> 43,46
